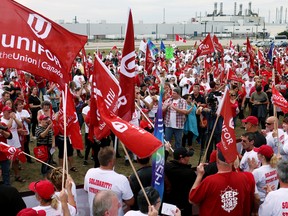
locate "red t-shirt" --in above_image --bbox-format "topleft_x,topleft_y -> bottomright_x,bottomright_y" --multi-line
189,171 -> 255,216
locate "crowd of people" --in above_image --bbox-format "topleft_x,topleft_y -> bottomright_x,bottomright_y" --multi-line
0,41 -> 288,215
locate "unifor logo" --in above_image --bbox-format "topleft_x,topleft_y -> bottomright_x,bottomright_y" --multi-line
120,51 -> 135,78
27,14 -> 52,39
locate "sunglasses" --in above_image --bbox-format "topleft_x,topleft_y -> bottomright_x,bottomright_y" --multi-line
230,94 -> 236,96
265,122 -> 272,125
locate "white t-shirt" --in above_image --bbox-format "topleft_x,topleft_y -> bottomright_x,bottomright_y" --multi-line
179,77 -> 194,96
245,80 -> 255,98
84,168 -> 134,216
16,109 -> 31,135
33,202 -> 76,216
144,95 -> 160,119
169,99 -> 179,129
258,188 -> 288,216
125,210 -> 147,216
240,149 -> 260,172
1,116 -> 21,148
266,129 -> 285,154
73,75 -> 85,88
82,105 -> 90,133
252,165 -> 279,202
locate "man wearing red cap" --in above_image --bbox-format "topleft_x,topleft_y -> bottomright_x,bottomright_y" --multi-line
144,86 -> 159,121
242,116 -> 266,147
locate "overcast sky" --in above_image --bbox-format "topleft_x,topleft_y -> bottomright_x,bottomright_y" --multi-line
16,0 -> 288,24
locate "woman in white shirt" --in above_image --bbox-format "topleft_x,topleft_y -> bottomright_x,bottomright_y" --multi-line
29,180 -> 76,216
251,145 -> 279,204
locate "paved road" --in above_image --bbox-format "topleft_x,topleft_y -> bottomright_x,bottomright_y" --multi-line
85,38 -> 248,50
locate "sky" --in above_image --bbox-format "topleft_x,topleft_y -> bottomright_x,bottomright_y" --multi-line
16,0 -> 288,24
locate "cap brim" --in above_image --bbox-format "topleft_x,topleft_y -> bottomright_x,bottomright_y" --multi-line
28,182 -> 36,193
241,119 -> 248,123
254,147 -> 260,153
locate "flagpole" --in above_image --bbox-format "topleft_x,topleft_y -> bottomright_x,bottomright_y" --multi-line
120,142 -> 151,206
62,85 -> 68,189
134,102 -> 174,152
201,114 -> 221,163
272,68 -> 280,157
0,142 -> 56,169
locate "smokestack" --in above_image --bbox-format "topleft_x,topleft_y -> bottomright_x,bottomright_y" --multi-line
276,8 -> 278,24
285,8 -> 287,23
219,2 -> 223,15
238,4 -> 243,16
248,2 -> 252,13
234,2 -> 237,16
280,6 -> 283,24
214,2 -> 217,16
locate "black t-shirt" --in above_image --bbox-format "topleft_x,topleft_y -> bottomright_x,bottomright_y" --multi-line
191,93 -> 206,104
28,95 -> 41,112
253,131 -> 267,147
0,184 -> 26,216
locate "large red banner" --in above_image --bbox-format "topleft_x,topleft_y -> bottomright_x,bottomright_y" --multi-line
0,0 -> 87,88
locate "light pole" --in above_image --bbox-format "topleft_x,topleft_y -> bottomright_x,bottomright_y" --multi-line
183,21 -> 186,39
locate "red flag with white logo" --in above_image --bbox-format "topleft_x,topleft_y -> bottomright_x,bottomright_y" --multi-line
89,55 -> 121,140
118,10 -> 135,122
0,0 -> 87,88
97,96 -> 162,158
192,34 -> 215,63
272,86 -> 288,113
258,50 -> 269,66
212,35 -> 224,53
175,34 -> 186,43
145,44 -> 154,74
216,87 -> 238,163
0,142 -> 26,163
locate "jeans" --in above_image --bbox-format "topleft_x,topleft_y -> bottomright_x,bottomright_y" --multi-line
0,160 -> 10,185
165,127 -> 183,149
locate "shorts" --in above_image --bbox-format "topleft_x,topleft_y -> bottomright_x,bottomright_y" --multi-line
56,135 -> 74,159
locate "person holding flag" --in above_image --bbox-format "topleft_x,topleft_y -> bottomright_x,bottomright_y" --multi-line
164,147 -> 196,216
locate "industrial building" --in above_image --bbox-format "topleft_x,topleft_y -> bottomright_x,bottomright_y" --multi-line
59,2 -> 288,41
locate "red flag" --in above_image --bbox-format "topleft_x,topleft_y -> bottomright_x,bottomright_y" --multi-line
0,142 -> 26,163
192,34 -> 215,63
111,45 -> 118,50
90,55 -> 121,140
52,88 -> 84,150
246,37 -> 255,69
216,88 -> 238,163
175,34 -> 186,43
276,57 -> 282,75
145,45 -> 154,74
258,50 -> 268,66
229,40 -> 235,50
272,86 -> 288,113
212,35 -> 224,53
0,0 -> 87,89
118,10 -> 135,122
193,41 -> 197,48
97,97 -> 162,158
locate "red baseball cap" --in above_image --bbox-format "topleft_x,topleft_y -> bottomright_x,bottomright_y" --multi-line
39,114 -> 49,121
2,106 -> 12,112
149,86 -> 156,91
29,180 -> 55,200
254,145 -> 274,159
17,208 -> 46,216
242,116 -> 258,125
